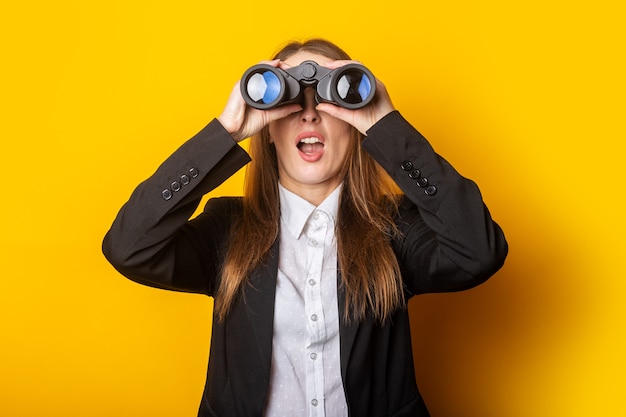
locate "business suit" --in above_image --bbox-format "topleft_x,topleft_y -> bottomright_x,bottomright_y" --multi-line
103,111 -> 508,416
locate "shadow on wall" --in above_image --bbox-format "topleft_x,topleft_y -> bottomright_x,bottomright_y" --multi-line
408,202 -> 589,416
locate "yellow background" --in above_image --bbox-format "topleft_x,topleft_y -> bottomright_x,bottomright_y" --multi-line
1,1 -> 624,416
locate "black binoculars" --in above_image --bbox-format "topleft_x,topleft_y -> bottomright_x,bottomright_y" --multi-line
240,60 -> 376,110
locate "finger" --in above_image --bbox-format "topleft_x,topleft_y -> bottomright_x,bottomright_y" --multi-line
257,59 -> 280,67
316,103 -> 377,135
277,60 -> 295,70
218,83 -> 248,133
265,103 -> 303,123
315,103 -> 356,125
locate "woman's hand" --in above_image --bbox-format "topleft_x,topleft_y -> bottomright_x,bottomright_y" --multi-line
218,60 -> 302,142
315,60 -> 396,135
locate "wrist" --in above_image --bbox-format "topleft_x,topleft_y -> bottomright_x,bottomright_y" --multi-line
217,116 -> 241,141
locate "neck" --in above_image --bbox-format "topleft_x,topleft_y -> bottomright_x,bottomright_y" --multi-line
278,180 -> 341,206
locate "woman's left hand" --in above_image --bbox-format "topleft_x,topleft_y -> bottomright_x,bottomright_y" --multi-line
218,60 -> 303,142
315,60 -> 396,135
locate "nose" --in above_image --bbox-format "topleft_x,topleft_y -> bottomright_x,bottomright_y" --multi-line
300,88 -> 319,123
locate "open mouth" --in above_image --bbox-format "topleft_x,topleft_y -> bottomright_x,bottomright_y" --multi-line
297,137 -> 324,155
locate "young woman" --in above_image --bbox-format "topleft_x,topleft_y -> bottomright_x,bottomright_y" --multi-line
103,39 -> 508,417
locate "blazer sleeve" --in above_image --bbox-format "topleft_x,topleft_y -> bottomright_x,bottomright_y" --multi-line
363,111 -> 508,295
102,119 -> 250,295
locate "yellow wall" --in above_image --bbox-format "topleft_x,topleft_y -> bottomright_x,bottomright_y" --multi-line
1,1 -> 624,416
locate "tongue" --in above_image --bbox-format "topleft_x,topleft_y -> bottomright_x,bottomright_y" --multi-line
299,142 -> 324,155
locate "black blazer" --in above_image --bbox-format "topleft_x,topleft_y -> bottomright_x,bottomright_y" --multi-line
103,111 -> 508,417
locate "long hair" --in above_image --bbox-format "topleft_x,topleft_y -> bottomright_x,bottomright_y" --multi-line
215,39 -> 404,323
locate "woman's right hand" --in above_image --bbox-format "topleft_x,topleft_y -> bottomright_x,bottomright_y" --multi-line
218,60 -> 302,142
314,60 -> 396,135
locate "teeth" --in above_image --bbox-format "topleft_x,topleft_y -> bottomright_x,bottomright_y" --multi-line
299,137 -> 321,144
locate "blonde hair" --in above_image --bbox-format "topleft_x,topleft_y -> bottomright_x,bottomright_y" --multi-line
215,39 -> 404,322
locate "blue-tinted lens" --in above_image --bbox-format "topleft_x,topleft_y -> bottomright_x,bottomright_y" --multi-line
357,74 -> 372,101
336,70 -> 372,104
246,70 -> 281,104
262,71 -> 281,103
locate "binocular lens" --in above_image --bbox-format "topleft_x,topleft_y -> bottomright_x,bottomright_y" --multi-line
245,70 -> 282,105
336,70 -> 373,105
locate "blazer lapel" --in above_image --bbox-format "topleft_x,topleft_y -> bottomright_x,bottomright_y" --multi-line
244,239 -> 279,372
337,271 -> 359,379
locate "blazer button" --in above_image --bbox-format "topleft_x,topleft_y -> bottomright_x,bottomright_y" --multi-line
180,174 -> 190,186
408,169 -> 421,179
171,181 -> 181,192
161,189 -> 173,200
416,177 -> 429,187
400,160 -> 414,171
424,185 -> 437,196
189,167 -> 199,178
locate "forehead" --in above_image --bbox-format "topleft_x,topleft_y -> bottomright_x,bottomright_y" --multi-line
282,51 -> 331,67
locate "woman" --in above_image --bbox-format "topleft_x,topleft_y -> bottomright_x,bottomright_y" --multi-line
103,39 -> 508,417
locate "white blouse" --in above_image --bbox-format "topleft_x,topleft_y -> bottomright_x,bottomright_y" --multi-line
264,183 -> 348,417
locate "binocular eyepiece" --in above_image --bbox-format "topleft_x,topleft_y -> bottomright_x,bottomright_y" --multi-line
240,60 -> 376,110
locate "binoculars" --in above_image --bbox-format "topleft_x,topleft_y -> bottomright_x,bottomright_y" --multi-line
240,60 -> 376,110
